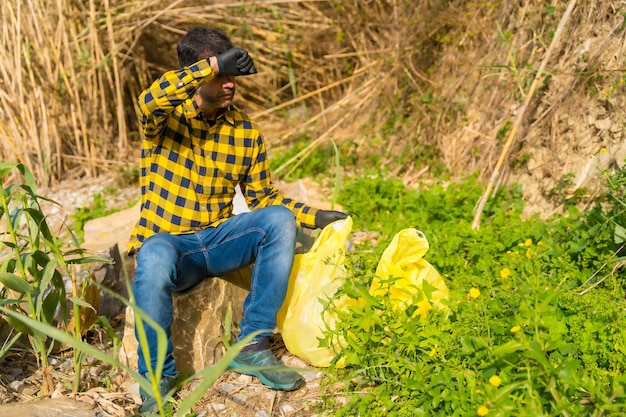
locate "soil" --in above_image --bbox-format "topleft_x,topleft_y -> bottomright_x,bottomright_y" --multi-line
0,332 -> 332,416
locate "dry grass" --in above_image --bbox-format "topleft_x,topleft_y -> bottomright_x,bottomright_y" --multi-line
1,0 -> 625,213
433,2 -> 626,195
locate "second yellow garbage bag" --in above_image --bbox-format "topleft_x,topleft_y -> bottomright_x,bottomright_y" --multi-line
370,228 -> 449,318
276,216 -> 353,368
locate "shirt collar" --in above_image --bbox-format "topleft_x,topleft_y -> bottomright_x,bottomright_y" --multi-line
182,99 -> 236,126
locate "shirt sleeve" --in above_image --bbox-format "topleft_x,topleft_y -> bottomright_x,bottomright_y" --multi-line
135,59 -> 215,140
242,134 -> 318,228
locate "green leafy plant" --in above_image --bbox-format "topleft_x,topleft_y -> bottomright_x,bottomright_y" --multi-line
0,162 -> 103,394
319,171 -> 626,416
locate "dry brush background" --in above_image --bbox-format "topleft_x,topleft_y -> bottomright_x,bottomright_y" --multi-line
1,0 -> 625,216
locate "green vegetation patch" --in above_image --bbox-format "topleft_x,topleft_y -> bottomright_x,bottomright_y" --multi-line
319,172 -> 626,416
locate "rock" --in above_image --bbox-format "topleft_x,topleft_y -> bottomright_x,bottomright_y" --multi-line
275,179 -> 339,212
0,398 -> 96,417
119,268 -> 251,376
7,380 -> 25,393
232,392 -> 248,405
83,201 -> 252,376
81,205 -> 137,323
173,267 -> 251,373
574,147 -> 612,190
219,382 -> 239,394
82,201 -> 140,253
594,118 -> 612,131
209,403 -> 226,412
89,243 -> 133,320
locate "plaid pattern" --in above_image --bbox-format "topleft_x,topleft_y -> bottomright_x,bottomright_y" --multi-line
128,59 -> 317,254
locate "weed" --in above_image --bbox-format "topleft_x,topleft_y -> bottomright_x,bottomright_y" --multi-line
117,165 -> 140,186
70,188 -> 137,237
547,172 -> 588,208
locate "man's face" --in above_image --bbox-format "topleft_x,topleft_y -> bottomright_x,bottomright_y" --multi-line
195,74 -> 236,118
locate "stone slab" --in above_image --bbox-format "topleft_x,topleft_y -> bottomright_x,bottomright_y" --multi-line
0,398 -> 96,417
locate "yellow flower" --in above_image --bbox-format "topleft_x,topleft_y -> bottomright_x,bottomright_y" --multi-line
601,147 -> 607,153
524,238 -> 532,246
477,405 -> 489,416
500,268 -> 510,279
510,325 -> 521,333
429,348 -> 437,357
489,375 -> 502,387
525,247 -> 532,260
468,287 -> 481,299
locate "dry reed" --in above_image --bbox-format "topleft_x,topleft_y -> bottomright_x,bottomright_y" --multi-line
1,0 -> 625,215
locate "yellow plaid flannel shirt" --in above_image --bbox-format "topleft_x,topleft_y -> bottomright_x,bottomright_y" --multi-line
128,59 -> 318,255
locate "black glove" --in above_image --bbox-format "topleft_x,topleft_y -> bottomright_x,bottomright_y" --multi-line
314,210 -> 348,229
215,47 -> 257,76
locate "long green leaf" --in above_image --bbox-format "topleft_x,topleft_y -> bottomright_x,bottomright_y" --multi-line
4,316 -> 34,336
66,255 -> 111,265
15,163 -> 38,195
68,296 -> 97,311
41,289 -> 62,324
0,162 -> 19,181
24,207 -> 54,244
0,272 -> 32,293
35,259 -> 61,321
490,340 -> 525,358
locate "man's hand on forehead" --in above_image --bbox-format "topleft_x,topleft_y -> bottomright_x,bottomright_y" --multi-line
216,48 -> 257,76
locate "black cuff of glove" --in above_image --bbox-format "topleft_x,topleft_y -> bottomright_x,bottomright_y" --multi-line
314,210 -> 348,229
215,55 -> 225,75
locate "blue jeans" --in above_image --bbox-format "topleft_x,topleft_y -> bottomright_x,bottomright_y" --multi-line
132,206 -> 297,378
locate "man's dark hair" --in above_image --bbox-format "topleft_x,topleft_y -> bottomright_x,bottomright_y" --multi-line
177,27 -> 234,67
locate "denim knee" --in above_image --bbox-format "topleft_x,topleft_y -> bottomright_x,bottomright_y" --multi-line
263,206 -> 297,239
134,236 -> 178,292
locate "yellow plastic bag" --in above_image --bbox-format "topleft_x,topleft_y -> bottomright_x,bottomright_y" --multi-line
277,216 -> 352,368
370,228 -> 449,317
278,223 -> 448,367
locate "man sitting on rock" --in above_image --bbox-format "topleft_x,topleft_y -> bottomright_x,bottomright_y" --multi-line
128,26 -> 346,413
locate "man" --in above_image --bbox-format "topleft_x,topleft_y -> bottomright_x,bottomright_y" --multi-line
129,27 -> 347,413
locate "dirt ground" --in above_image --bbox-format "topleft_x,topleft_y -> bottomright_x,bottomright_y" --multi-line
0,327 -> 336,416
